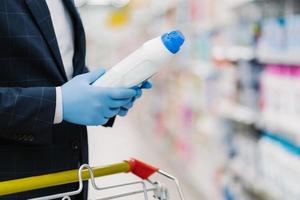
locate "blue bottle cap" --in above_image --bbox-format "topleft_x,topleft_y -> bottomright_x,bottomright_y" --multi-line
161,30 -> 185,54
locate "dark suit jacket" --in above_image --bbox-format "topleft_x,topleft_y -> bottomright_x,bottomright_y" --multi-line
0,0 -> 114,199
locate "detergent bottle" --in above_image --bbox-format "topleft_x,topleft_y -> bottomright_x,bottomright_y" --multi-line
93,30 -> 185,88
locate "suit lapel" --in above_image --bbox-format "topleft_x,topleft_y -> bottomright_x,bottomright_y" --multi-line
63,0 -> 86,77
25,0 -> 68,81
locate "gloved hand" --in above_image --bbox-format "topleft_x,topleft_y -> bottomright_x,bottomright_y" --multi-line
61,69 -> 137,126
118,81 -> 153,117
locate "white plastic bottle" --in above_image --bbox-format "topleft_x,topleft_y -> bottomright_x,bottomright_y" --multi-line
93,30 -> 185,88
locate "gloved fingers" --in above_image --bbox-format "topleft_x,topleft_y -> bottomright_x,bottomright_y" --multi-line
141,80 -> 152,89
122,100 -> 134,109
78,68 -> 106,83
134,88 -> 142,98
85,116 -> 108,126
108,98 -> 132,108
131,81 -> 152,90
118,108 -> 128,117
103,107 -> 120,118
108,88 -> 137,99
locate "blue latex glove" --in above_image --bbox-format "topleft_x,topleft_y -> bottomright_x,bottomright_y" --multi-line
118,81 -> 153,117
62,69 -> 137,126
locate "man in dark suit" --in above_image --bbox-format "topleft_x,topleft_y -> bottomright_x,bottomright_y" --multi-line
0,0 -> 151,199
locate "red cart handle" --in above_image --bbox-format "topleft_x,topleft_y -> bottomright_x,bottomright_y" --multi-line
127,159 -> 159,180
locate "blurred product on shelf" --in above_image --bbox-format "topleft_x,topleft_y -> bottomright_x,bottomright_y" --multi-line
260,65 -> 300,130
220,121 -> 300,200
286,15 -> 300,52
237,61 -> 263,110
259,132 -> 300,200
258,15 -> 300,64
259,17 -> 286,53
106,6 -> 130,27
212,22 -> 258,62
220,122 -> 262,200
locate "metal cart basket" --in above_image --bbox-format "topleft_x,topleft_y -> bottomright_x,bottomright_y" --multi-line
0,158 -> 185,200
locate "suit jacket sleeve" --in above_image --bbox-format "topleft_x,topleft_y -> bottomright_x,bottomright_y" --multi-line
0,87 -> 56,144
83,66 -> 89,74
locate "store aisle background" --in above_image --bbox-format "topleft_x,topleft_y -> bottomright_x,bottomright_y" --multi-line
78,1 -> 300,200
79,5 -> 200,200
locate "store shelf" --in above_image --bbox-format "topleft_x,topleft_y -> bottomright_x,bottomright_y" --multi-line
212,46 -> 300,65
213,46 -> 255,62
218,101 -> 300,145
257,49 -> 300,65
218,101 -> 258,125
120,0 -> 300,199
187,60 -> 216,78
227,161 -> 280,200
256,116 -> 300,145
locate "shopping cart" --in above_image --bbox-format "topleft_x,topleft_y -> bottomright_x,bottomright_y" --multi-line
0,158 -> 184,200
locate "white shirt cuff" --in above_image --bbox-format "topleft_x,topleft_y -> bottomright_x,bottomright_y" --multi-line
54,87 -> 63,124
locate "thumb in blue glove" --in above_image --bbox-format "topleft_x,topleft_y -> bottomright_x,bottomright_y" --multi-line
61,69 -> 137,126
